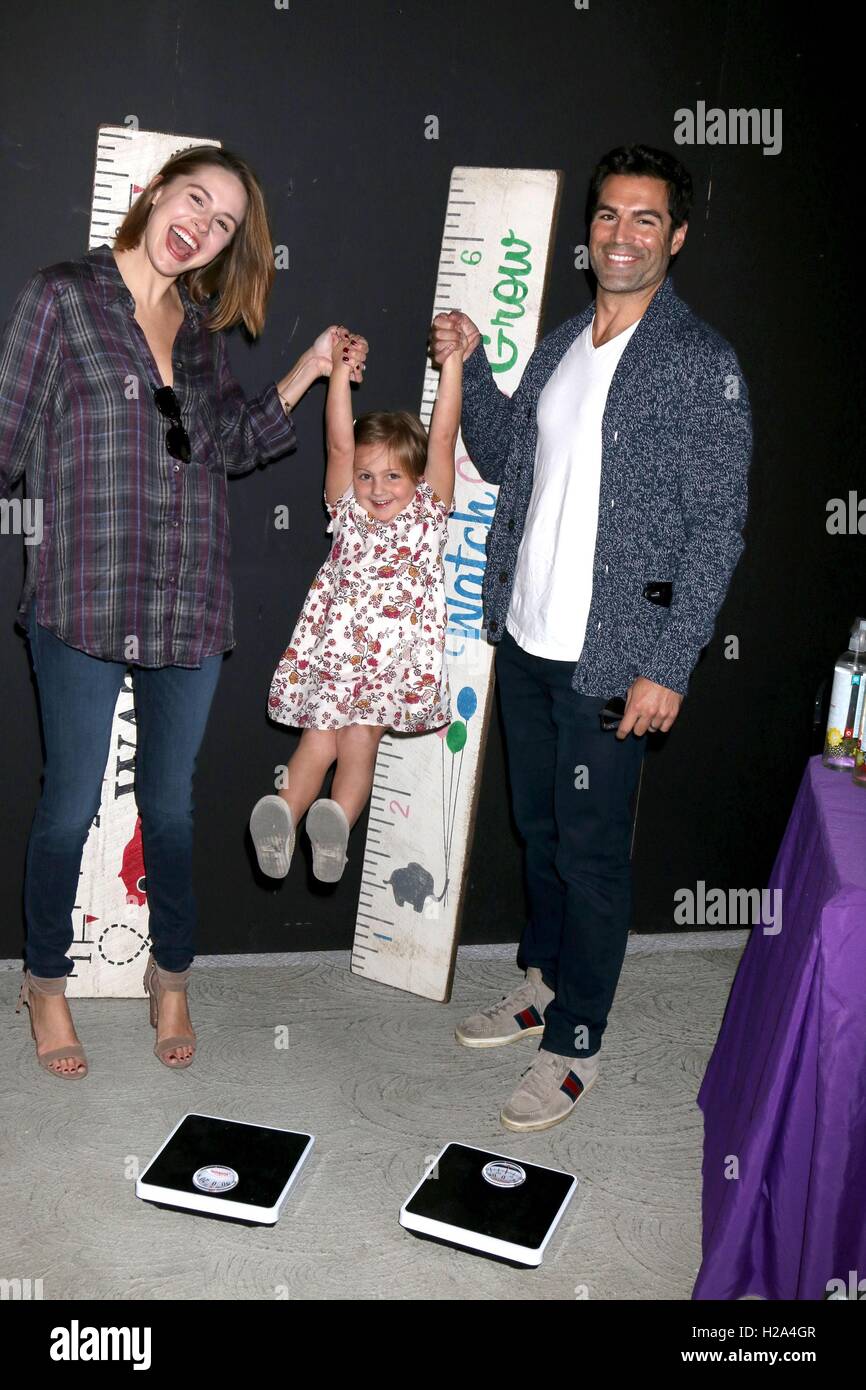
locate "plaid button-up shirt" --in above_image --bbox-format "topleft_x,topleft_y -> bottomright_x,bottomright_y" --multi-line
0,242 -> 296,667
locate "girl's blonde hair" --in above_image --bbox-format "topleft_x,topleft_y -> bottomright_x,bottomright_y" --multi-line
353,411 -> 428,482
113,145 -> 274,336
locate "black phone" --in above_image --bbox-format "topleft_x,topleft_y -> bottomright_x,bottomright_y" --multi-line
599,696 -> 626,732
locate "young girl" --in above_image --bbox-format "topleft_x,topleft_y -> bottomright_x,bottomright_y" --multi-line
249,316 -> 467,882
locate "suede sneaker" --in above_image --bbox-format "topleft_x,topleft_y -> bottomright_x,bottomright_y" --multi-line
500,1047 -> 599,1133
455,967 -> 554,1049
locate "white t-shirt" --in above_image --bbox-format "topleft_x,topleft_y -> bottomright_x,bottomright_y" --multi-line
505,316 -> 639,659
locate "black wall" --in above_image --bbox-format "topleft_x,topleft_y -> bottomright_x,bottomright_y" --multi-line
1,1 -> 861,956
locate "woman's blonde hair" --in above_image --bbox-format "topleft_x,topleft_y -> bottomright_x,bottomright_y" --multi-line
113,145 -> 274,336
353,411 -> 428,482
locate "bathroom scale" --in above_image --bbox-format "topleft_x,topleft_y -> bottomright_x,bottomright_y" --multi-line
399,1142 -> 577,1266
136,1112 -> 314,1225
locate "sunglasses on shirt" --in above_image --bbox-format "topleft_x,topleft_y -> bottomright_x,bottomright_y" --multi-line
151,384 -> 191,463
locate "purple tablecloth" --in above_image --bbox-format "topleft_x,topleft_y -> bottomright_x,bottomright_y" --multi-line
693,755 -> 866,1300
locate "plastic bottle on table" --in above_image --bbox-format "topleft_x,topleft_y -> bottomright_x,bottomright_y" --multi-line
822,618 -> 866,772
853,695 -> 866,789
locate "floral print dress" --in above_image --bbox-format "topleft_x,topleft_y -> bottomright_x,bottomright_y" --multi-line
268,478 -> 455,733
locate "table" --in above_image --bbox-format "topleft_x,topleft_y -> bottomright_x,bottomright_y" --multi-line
693,755 -> 866,1300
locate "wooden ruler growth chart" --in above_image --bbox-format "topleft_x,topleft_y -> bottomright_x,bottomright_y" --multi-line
68,126 -> 220,998
352,167 -> 562,1002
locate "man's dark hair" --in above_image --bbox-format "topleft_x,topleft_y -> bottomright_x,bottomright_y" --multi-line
586,144 -> 693,232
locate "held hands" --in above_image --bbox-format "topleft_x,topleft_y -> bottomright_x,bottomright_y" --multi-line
307,325 -> 368,383
331,325 -> 368,383
616,677 -> 683,739
278,326 -> 366,417
430,309 -> 481,367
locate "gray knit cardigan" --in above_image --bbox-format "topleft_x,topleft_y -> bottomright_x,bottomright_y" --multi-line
458,273 -> 752,698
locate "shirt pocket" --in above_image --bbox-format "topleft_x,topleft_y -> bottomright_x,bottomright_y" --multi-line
185,383 -> 225,473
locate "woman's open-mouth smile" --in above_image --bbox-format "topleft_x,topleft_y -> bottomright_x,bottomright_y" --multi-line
166,225 -> 200,262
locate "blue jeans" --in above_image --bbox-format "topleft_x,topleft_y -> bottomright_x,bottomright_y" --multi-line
494,626 -> 646,1058
23,602 -> 223,977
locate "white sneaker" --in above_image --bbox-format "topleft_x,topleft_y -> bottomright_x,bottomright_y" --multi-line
250,795 -> 295,878
306,798 -> 350,882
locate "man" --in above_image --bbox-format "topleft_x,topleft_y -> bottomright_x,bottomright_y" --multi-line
430,144 -> 751,1133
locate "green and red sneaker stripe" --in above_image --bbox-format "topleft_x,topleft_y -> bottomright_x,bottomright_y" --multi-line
560,1069 -> 585,1103
514,1004 -> 544,1030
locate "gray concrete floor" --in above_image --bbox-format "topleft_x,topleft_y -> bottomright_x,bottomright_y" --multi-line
0,934 -> 745,1300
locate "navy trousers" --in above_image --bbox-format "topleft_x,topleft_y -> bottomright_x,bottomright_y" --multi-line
493,626 -> 646,1057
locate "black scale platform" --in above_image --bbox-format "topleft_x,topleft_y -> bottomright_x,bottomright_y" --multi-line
400,1142 -> 577,1266
136,1113 -> 314,1225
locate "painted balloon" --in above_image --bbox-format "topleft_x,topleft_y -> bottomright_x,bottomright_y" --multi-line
457,686 -> 477,721
446,721 -> 467,754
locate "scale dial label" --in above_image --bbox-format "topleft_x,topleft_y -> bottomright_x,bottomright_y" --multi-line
193,1165 -> 239,1193
481,1159 -> 526,1189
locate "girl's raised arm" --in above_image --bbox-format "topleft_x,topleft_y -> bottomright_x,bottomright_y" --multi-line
425,319 -> 466,511
324,327 -> 367,506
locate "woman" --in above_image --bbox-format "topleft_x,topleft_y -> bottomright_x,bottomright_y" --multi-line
0,145 -> 362,1076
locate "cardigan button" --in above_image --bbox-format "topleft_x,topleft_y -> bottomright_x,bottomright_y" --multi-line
507,518 -> 515,531
498,570 -> 509,583
490,619 -> 499,632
